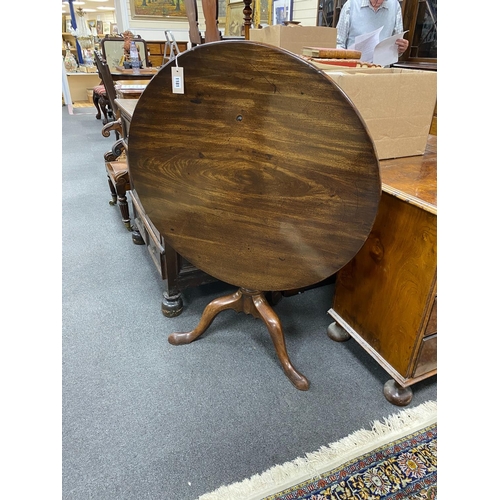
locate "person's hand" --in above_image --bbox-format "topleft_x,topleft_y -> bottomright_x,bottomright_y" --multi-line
396,38 -> 409,55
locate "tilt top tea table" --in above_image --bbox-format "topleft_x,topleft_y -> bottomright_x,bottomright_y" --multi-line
127,41 -> 381,390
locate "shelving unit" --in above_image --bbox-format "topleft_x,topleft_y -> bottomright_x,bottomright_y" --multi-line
62,32 -> 78,57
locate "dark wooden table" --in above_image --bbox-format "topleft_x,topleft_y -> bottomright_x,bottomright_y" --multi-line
127,41 -> 381,390
328,135 -> 437,405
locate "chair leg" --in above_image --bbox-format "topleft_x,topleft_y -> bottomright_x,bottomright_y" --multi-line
107,176 -> 117,205
93,91 -> 101,119
99,96 -> 109,124
115,177 -> 131,230
117,193 -> 131,230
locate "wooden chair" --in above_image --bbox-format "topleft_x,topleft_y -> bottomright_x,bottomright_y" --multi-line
92,83 -> 107,121
185,0 -> 222,45
94,50 -> 118,124
104,138 -> 131,230
93,50 -> 123,142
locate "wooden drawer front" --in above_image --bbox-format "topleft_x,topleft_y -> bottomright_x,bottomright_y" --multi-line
132,195 -> 166,279
146,234 -> 165,278
147,41 -> 188,67
413,334 -> 437,378
424,297 -> 437,336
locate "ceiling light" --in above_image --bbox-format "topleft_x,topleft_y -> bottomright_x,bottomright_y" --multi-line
86,0 -> 109,2
82,8 -> 98,12
97,6 -> 115,10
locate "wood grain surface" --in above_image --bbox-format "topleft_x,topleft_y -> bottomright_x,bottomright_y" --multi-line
128,41 -> 380,291
380,135 -> 437,210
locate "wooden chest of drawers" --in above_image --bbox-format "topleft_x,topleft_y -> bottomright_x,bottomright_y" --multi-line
328,136 -> 437,406
146,40 -> 188,67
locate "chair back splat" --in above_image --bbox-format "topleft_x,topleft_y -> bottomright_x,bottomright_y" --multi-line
94,50 -> 118,122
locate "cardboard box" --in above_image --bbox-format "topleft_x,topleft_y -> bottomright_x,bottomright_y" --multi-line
323,68 -> 437,160
250,25 -> 337,56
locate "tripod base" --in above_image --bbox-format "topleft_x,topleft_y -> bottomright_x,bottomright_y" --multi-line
168,288 -> 310,391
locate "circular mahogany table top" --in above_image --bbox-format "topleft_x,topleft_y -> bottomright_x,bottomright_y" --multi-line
128,41 -> 380,292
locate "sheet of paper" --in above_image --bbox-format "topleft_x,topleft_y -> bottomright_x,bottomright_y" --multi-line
348,26 -> 383,63
373,31 -> 409,67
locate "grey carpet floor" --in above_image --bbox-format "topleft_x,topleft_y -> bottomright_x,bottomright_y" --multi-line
62,105 -> 437,500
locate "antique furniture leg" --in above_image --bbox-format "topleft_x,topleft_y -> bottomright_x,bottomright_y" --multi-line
113,170 -> 131,230
168,288 -> 309,390
117,192 -> 131,230
328,316 -> 416,407
93,90 -> 101,119
106,175 -> 131,229
161,246 -> 184,317
131,229 -> 144,245
383,379 -> 413,406
107,178 -> 118,206
99,95 -> 110,124
327,321 -> 351,342
162,292 -> 183,318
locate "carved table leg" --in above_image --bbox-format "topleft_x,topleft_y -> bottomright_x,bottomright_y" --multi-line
162,292 -> 183,318
327,321 -> 351,342
168,288 -> 243,345
383,379 -> 413,406
168,288 -> 310,390
252,292 -> 309,391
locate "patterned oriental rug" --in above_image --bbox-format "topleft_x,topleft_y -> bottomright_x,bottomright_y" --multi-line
199,401 -> 437,500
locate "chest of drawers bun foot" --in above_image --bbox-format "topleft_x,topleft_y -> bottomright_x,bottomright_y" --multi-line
383,379 -> 413,407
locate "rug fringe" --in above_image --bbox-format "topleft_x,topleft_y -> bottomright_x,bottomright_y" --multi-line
198,400 -> 437,500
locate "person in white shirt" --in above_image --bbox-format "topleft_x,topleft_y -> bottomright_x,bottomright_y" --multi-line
336,0 -> 409,56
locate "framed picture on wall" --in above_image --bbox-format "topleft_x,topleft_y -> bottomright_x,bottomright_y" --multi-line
254,0 -> 272,27
272,0 -> 292,24
88,19 -> 97,36
225,1 -> 246,37
130,0 -> 187,19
